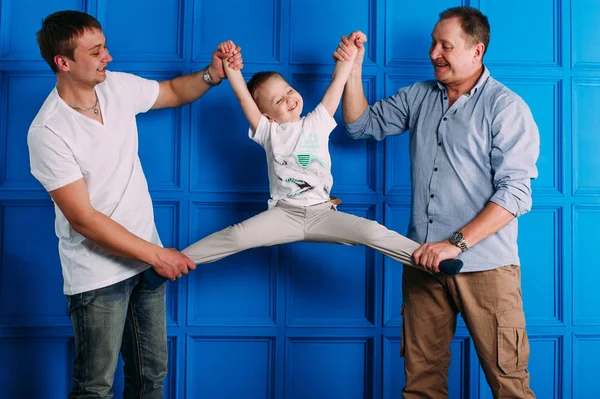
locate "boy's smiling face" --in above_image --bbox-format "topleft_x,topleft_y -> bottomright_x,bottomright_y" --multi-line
254,76 -> 303,124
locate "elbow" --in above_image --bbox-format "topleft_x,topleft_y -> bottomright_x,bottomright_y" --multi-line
513,197 -> 532,217
344,124 -> 365,140
67,210 -> 96,236
342,106 -> 368,125
69,218 -> 87,236
491,184 -> 533,217
343,112 -> 370,139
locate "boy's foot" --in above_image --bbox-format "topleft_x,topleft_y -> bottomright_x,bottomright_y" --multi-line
141,268 -> 167,290
438,259 -> 463,275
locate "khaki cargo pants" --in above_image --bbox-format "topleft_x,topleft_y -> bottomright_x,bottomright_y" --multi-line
401,265 -> 536,398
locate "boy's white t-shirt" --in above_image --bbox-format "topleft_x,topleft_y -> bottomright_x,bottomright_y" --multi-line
27,71 -> 161,295
250,103 -> 337,208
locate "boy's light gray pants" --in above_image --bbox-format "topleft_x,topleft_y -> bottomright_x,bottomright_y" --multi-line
182,201 -> 420,268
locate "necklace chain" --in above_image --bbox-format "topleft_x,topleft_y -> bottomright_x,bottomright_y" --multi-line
70,91 -> 99,115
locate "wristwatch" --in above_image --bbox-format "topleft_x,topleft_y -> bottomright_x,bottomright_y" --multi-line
449,231 -> 468,252
203,65 -> 219,87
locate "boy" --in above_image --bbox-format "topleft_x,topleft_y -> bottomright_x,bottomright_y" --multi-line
144,35 -> 461,289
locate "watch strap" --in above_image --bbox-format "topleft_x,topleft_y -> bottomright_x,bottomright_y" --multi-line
203,65 -> 218,87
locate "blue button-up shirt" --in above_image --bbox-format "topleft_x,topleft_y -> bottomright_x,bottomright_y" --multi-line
346,67 -> 540,272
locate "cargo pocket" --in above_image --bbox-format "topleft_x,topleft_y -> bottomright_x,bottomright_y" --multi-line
400,303 -> 406,357
496,308 -> 530,374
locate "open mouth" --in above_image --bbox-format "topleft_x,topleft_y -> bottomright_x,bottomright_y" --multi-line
97,66 -> 107,72
288,101 -> 298,112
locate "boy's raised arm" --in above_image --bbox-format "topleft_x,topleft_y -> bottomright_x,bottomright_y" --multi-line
219,40 -> 262,131
321,32 -> 367,117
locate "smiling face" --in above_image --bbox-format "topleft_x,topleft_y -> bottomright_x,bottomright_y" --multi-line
253,75 -> 303,124
63,28 -> 112,87
429,17 -> 484,89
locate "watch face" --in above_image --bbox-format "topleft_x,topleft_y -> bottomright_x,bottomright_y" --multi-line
451,231 -> 463,243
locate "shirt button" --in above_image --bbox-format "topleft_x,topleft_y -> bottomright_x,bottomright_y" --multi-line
438,142 -> 442,146
444,96 -> 448,100
434,167 -> 438,172
430,194 -> 435,198
429,220 -> 433,224
443,117 -> 447,121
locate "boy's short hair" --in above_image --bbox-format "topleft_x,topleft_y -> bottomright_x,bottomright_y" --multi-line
247,71 -> 286,100
37,10 -> 103,73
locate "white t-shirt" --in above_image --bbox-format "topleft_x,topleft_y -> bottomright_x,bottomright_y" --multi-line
27,71 -> 161,295
250,103 -> 337,208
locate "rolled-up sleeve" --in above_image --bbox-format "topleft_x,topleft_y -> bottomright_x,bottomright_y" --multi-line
345,87 -> 411,141
489,98 -> 540,217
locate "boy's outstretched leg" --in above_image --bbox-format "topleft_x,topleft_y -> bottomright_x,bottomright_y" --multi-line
182,204 -> 305,264
303,204 -> 462,274
142,204 -> 306,289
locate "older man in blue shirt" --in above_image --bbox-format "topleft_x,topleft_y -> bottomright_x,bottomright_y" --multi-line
336,6 -> 538,398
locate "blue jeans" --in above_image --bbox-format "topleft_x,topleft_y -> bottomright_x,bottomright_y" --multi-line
67,273 -> 167,399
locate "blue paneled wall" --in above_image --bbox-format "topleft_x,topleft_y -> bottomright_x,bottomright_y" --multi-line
1,0 -> 599,398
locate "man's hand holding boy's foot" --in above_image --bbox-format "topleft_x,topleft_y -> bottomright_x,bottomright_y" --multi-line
412,240 -> 463,275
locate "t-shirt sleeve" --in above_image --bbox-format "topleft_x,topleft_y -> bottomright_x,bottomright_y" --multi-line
248,115 -> 273,147
28,126 -> 83,192
304,103 -> 337,136
110,71 -> 159,115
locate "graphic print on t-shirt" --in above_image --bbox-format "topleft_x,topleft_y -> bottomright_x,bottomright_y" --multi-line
280,176 -> 314,198
274,129 -> 329,199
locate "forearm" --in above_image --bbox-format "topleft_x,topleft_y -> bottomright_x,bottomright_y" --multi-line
72,210 -> 161,266
321,60 -> 354,116
163,68 -> 215,108
459,202 -> 515,248
224,63 -> 261,129
342,65 -> 368,123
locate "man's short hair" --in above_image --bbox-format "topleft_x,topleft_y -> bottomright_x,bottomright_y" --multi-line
439,6 -> 490,56
37,10 -> 103,73
247,71 -> 286,100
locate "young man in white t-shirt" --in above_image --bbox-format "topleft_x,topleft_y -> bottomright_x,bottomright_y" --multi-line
27,11 -> 242,397
172,40 -> 464,276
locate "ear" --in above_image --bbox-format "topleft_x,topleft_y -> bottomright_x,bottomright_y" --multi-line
473,43 -> 485,63
54,55 -> 71,72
